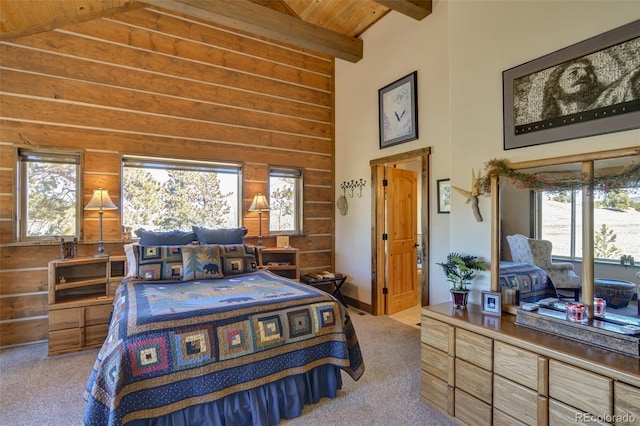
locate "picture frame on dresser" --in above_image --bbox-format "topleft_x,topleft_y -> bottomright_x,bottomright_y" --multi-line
481,291 -> 502,316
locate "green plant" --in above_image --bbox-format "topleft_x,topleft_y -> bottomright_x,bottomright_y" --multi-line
437,253 -> 486,291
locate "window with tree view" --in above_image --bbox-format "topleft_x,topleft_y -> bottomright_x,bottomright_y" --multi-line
17,149 -> 80,241
269,167 -> 303,234
538,187 -> 640,261
122,156 -> 241,232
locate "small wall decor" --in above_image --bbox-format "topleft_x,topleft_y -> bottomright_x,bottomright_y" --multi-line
503,19 -> 640,150
379,71 -> 418,149
481,291 -> 502,316
452,170 -> 483,222
340,179 -> 366,198
436,179 -> 450,213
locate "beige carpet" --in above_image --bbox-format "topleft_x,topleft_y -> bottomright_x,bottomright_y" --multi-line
0,309 -> 455,426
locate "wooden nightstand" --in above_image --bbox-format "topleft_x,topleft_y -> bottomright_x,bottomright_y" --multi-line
47,256 -> 126,356
258,247 -> 299,280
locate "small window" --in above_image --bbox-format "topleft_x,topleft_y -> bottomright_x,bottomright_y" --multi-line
269,167 -> 303,234
122,156 -> 241,232
17,149 -> 81,241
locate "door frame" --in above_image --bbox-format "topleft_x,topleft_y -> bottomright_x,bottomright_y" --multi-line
370,147 -> 431,316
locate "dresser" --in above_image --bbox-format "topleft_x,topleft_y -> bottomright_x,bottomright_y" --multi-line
421,303 -> 640,425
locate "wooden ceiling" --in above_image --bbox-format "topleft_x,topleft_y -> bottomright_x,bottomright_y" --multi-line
0,0 -> 432,62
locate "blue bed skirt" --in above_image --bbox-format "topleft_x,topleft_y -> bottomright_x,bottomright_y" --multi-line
126,364 -> 343,426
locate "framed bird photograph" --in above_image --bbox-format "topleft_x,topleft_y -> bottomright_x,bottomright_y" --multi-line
379,71 -> 418,149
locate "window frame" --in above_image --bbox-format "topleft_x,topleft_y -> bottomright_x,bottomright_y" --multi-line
121,155 -> 243,231
268,166 -> 303,235
16,148 -> 82,242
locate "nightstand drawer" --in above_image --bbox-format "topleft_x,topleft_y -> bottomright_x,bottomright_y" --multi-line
456,328 -> 493,371
49,323 -> 109,354
49,304 -> 112,331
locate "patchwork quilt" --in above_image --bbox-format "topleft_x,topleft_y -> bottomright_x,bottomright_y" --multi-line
84,269 -> 364,425
499,261 -> 558,303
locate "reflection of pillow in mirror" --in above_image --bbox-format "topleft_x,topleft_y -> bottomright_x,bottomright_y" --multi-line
181,245 -> 223,281
193,226 -> 247,244
136,245 -> 184,281
219,244 -> 258,275
135,228 -> 196,246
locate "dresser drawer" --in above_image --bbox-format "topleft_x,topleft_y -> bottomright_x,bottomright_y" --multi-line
421,316 -> 454,355
550,398 -> 610,425
421,343 -> 453,383
549,360 -> 612,417
456,328 -> 493,371
455,358 -> 492,404
494,374 -> 539,426
455,388 -> 492,426
614,381 -> 640,425
421,370 -> 453,416
493,408 -> 529,426
494,341 -> 545,393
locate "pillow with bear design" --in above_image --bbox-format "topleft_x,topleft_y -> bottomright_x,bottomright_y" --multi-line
181,244 -> 223,281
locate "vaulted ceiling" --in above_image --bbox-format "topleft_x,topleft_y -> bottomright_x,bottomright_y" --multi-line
0,0 -> 432,62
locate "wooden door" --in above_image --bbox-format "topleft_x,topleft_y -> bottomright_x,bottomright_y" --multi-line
386,167 -> 418,314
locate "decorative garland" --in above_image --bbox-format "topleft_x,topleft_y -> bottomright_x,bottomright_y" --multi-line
477,156 -> 640,193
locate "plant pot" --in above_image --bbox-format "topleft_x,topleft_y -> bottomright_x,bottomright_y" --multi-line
450,290 -> 469,309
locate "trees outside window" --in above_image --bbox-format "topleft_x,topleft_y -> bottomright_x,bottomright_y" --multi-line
122,156 -> 240,232
538,187 -> 639,261
269,167 -> 303,234
17,149 -> 80,241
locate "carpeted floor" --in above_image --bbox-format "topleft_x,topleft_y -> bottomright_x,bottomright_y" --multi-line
0,309 -> 455,426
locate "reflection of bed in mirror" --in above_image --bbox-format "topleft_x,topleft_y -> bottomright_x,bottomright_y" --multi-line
498,261 -> 558,304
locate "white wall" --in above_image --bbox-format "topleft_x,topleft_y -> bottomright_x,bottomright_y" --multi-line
335,1 -> 640,308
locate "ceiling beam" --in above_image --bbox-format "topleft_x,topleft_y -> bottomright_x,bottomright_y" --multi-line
374,0 -> 432,20
144,0 -> 364,62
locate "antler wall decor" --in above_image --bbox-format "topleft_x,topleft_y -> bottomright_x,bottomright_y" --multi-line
452,169 -> 484,222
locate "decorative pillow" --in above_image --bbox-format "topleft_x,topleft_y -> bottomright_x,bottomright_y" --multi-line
192,226 -> 248,245
219,244 -> 259,275
136,245 -> 185,281
123,243 -> 138,277
181,244 -> 224,281
135,228 -> 196,246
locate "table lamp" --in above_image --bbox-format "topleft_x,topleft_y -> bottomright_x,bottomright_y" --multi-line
84,188 -> 118,258
249,193 -> 270,246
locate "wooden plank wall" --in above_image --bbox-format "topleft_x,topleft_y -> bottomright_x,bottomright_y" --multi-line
0,6 -> 335,347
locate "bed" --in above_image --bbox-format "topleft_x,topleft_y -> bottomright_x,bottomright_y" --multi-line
499,261 -> 558,304
84,242 -> 364,426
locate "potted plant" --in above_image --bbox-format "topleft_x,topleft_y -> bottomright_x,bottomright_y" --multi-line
437,252 -> 486,308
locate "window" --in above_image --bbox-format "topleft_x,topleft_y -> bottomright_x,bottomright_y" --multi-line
538,187 -> 639,261
17,149 -> 81,241
269,167 -> 303,234
122,156 -> 241,232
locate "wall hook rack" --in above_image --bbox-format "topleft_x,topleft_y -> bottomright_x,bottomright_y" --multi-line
340,178 -> 366,198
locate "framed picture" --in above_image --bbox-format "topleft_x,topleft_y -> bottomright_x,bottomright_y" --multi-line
379,71 -> 418,148
437,179 -> 450,213
481,291 -> 502,316
503,19 -> 640,150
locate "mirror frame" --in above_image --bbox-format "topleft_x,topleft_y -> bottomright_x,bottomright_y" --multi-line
490,146 -> 640,318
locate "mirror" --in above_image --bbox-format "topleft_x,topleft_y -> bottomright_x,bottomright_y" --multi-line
491,147 -> 640,321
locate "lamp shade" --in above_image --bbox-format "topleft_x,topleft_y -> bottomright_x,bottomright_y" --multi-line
249,193 -> 270,212
84,188 -> 118,211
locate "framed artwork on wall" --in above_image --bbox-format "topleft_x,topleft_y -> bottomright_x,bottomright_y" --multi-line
379,71 -> 418,149
437,179 -> 450,213
503,19 -> 640,150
